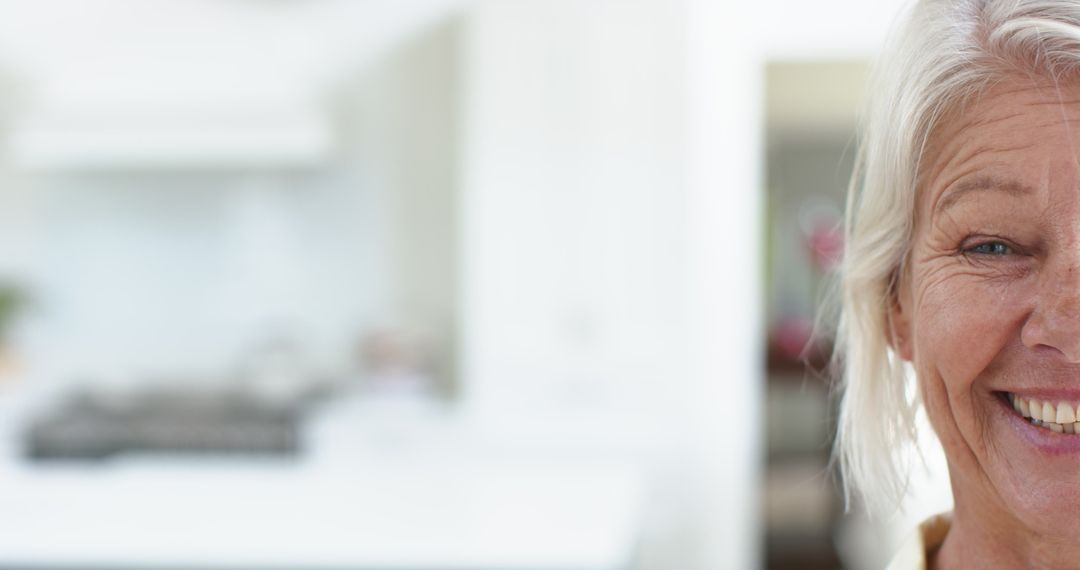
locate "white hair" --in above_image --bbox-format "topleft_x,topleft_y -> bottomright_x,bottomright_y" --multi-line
836,0 -> 1080,513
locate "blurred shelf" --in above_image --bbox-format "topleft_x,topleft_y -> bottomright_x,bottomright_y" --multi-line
766,342 -> 833,379
764,342 -> 842,570
766,534 -> 844,570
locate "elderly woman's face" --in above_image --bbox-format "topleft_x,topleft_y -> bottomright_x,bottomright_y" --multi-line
897,76 -> 1080,535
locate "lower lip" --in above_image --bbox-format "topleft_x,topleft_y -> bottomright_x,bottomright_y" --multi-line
998,393 -> 1080,455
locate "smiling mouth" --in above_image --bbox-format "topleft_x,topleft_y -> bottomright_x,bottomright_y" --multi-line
1006,393 -> 1080,433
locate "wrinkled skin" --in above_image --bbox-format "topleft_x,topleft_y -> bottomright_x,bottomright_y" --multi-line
893,75 -> 1080,569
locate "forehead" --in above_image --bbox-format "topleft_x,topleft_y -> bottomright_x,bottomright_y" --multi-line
930,77 -> 1080,152
921,77 -> 1080,217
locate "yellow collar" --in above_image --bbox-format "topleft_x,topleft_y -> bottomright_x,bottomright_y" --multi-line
886,513 -> 951,570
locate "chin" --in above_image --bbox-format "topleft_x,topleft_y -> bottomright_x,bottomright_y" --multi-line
973,388 -> 1080,535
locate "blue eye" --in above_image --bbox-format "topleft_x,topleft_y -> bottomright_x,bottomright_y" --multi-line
968,241 -> 1012,255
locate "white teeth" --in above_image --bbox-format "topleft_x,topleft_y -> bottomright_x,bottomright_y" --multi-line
1008,394 -> 1080,434
1058,402 -> 1077,424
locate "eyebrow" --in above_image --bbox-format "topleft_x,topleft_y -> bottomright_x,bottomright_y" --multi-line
934,175 -> 1035,216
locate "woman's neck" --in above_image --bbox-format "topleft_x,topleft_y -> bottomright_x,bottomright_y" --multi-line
935,483 -> 1080,569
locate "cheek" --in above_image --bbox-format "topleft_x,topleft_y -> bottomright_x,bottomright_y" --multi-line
913,272 -> 1030,391
910,273 -> 1031,459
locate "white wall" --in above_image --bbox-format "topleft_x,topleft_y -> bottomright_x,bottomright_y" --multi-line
0,0 -> 463,115
461,0 -> 688,425
338,17 -> 463,393
12,170 -> 380,382
460,2 -> 762,569
683,1 -> 764,568
0,10 -> 465,388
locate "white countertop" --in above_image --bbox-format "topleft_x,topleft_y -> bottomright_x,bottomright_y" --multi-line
0,389 -> 646,569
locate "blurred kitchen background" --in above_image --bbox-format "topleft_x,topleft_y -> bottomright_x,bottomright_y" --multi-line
0,1 -> 952,569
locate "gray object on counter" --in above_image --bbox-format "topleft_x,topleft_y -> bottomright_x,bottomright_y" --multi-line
25,388 -> 301,460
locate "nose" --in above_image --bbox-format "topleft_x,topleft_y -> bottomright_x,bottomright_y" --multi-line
1022,258 -> 1080,361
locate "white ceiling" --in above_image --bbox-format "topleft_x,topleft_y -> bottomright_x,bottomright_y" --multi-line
0,0 -> 464,167
0,0 -> 914,113
0,0 -> 464,112
751,0 -> 912,60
